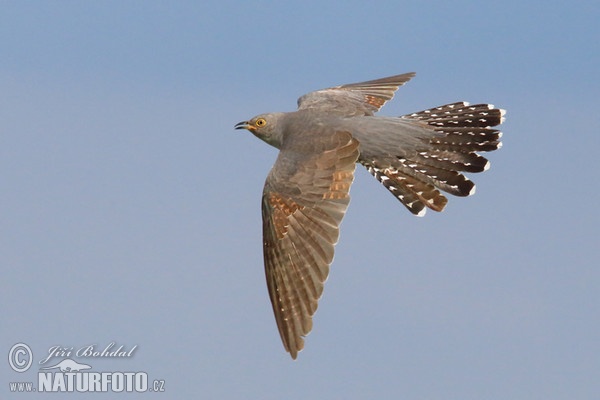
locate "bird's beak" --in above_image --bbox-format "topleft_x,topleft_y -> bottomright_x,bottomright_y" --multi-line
235,121 -> 250,130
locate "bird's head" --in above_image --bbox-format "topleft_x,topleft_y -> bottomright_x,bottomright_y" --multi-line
235,112 -> 286,149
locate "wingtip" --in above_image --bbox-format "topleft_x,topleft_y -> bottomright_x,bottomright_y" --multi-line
288,346 -> 301,360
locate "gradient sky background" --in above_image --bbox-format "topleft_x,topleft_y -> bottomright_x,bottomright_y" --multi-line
2,1 -> 599,399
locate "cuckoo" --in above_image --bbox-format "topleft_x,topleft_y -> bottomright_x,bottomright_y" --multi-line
235,72 -> 505,359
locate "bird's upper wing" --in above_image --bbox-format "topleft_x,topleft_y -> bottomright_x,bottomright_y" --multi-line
297,72 -> 415,116
261,130 -> 360,359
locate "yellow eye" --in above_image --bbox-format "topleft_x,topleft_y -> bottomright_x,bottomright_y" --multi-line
255,118 -> 267,127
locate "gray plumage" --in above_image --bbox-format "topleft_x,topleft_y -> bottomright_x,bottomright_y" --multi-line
235,72 -> 505,359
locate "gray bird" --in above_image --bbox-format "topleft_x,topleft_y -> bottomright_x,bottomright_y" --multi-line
235,72 -> 505,359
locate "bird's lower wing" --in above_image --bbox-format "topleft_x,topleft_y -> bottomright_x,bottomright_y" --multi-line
261,131 -> 359,359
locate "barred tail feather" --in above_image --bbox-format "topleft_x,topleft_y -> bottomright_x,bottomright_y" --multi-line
431,127 -> 502,152
363,162 -> 448,216
403,102 -> 505,129
365,102 -> 505,215
395,159 -> 476,197
413,149 -> 490,173
402,102 -> 504,154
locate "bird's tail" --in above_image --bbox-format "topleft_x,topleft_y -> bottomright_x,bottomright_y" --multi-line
364,102 -> 505,216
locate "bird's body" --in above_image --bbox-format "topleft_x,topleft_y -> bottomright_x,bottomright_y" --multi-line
235,73 -> 505,359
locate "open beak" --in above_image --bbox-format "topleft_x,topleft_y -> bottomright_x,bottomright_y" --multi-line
234,121 -> 250,130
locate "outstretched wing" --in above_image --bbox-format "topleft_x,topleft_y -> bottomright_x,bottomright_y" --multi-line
297,72 -> 416,117
261,130 -> 360,359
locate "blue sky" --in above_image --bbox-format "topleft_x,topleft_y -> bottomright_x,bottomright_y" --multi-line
2,1 -> 599,398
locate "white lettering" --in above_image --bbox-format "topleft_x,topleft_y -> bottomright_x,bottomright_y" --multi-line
101,372 -> 111,392
88,372 -> 101,391
76,343 -> 137,358
38,372 -> 52,392
38,372 -> 149,392
52,373 -> 66,391
39,346 -> 73,365
135,372 -> 148,392
76,372 -> 88,392
112,372 -> 124,392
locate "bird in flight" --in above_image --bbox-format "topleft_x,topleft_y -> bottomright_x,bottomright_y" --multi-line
235,72 -> 505,359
